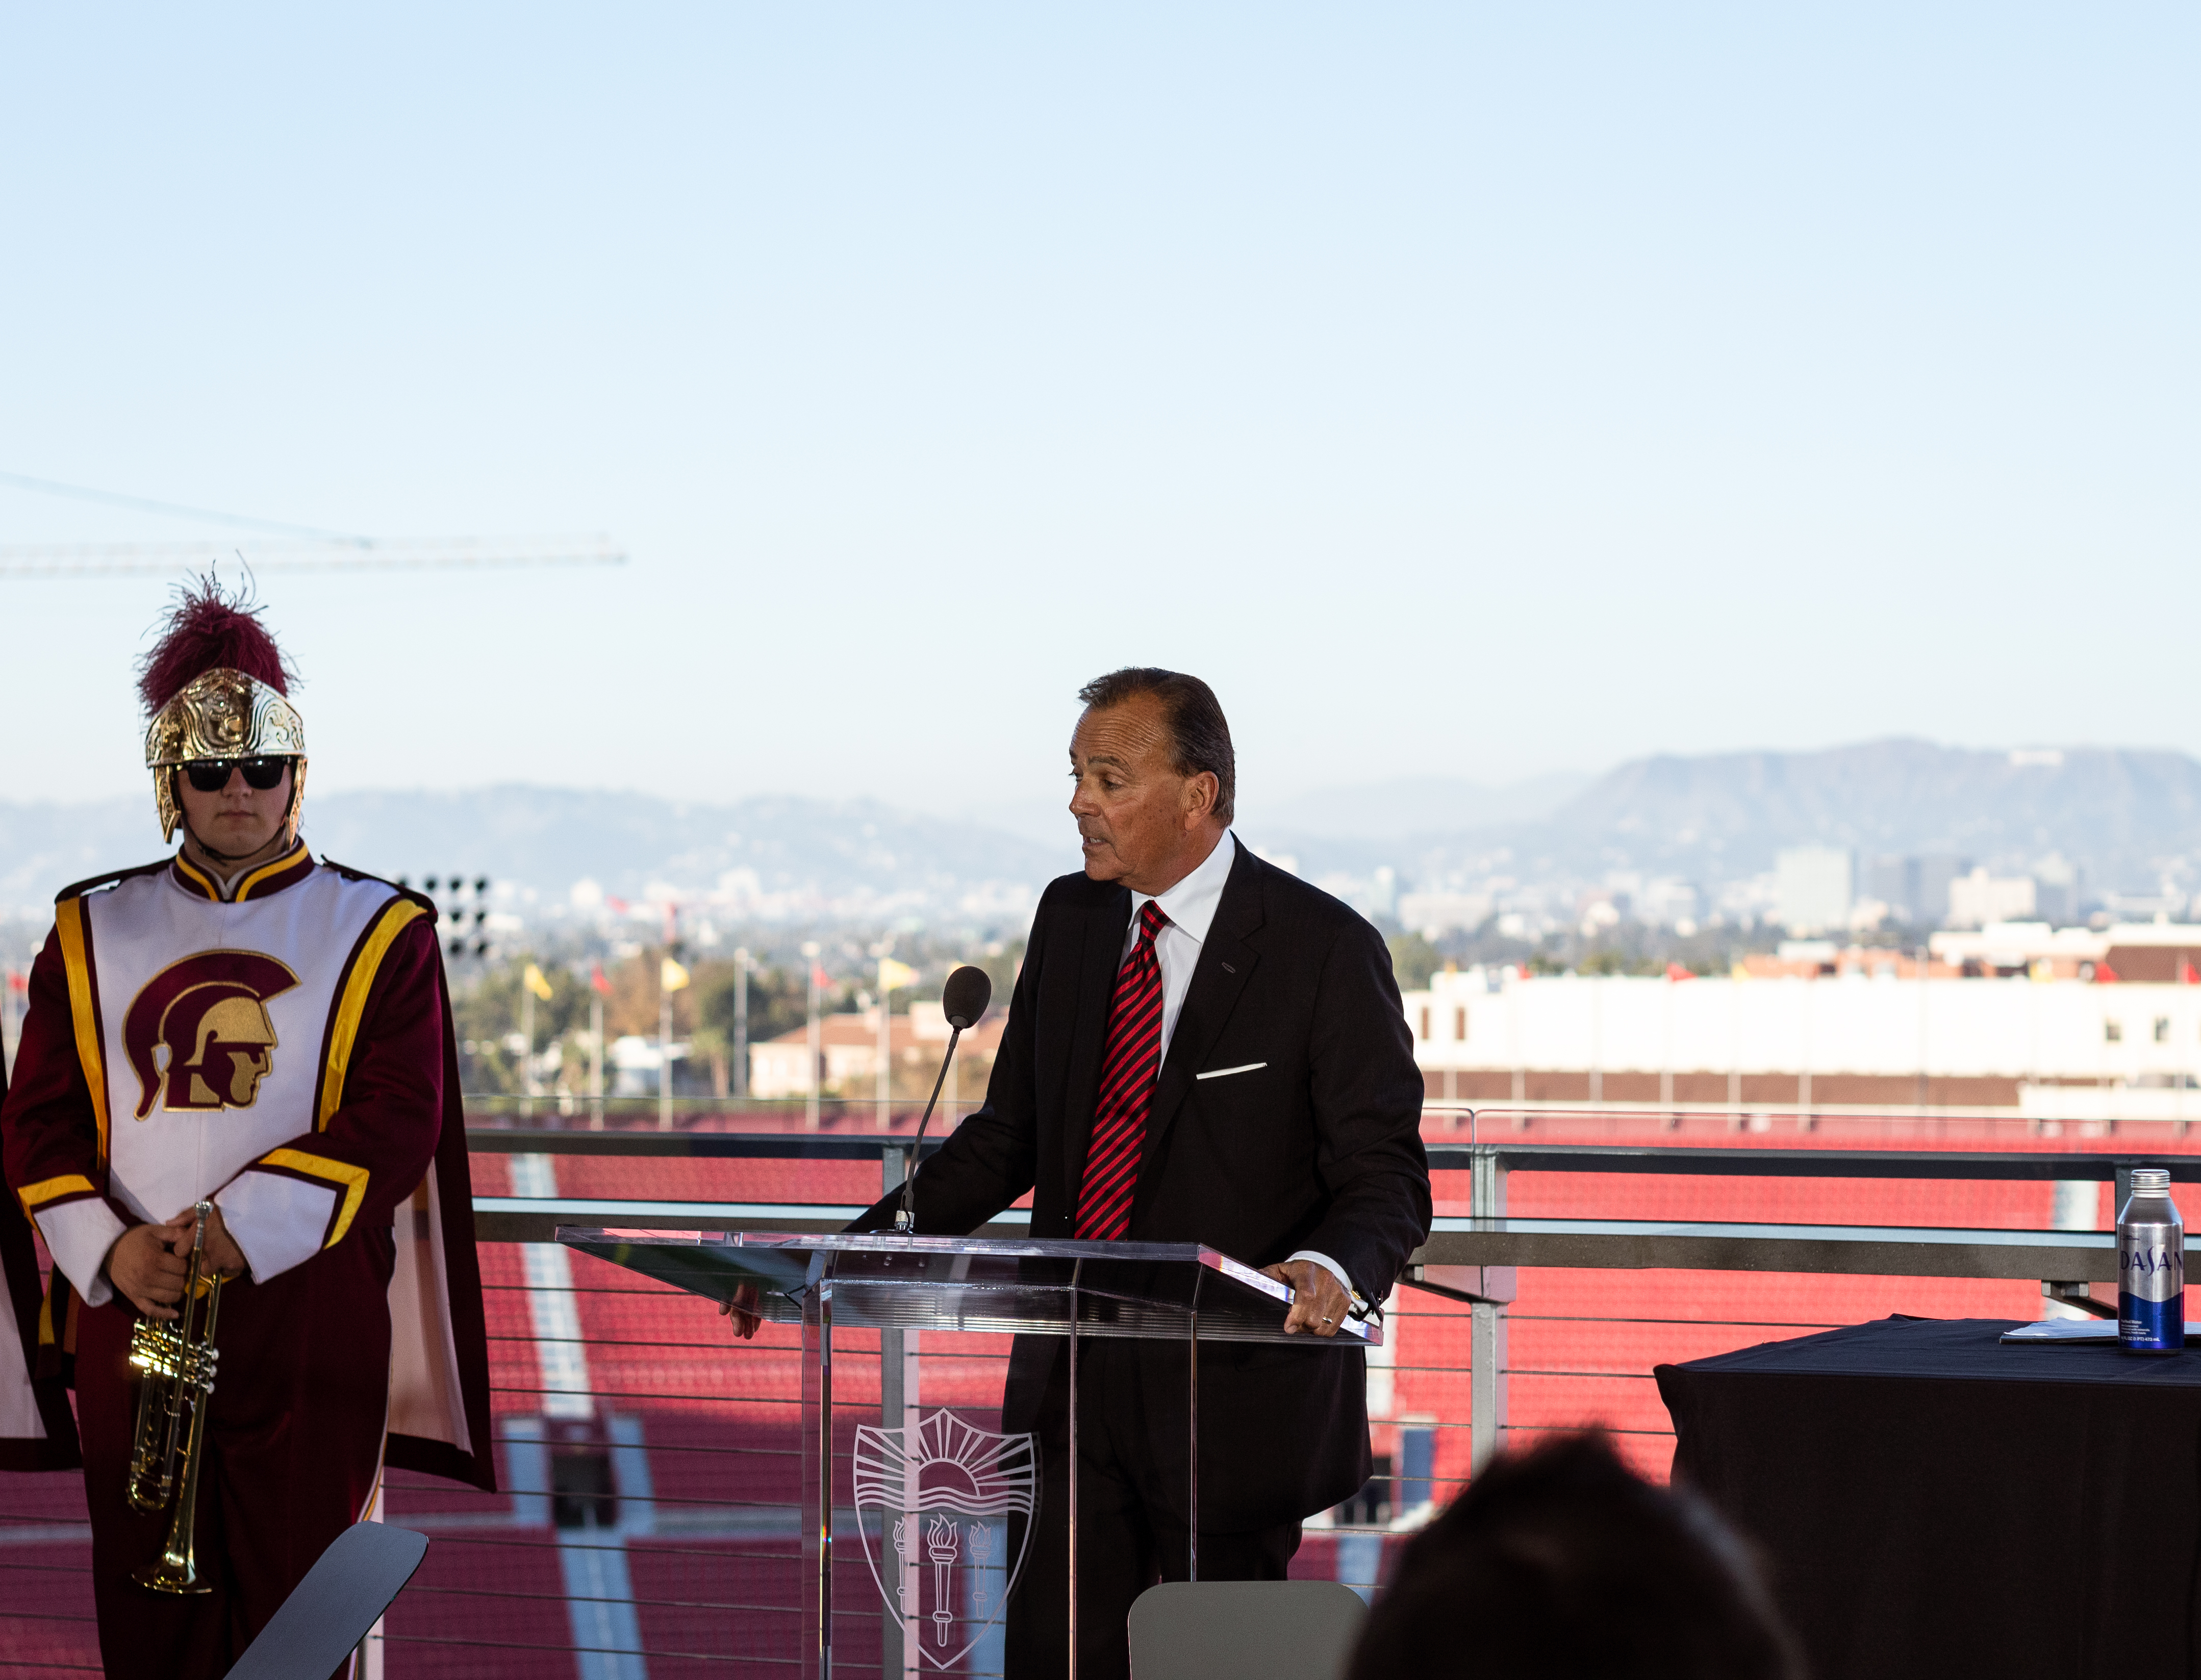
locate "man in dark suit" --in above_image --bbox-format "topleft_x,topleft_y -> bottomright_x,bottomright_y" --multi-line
851,667 -> 1431,1679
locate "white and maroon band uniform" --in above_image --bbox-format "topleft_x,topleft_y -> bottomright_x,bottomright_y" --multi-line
0,588 -> 494,1678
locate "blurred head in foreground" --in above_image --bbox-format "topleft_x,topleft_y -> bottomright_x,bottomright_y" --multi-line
1346,1431 -> 1803,1680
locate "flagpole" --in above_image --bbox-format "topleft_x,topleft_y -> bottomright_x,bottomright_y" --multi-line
802,940 -> 823,1130
520,972 -> 536,1124
875,945 -> 893,1132
590,988 -> 604,1130
656,908 -> 696,1132
733,947 -> 751,1104
659,972 -> 673,1132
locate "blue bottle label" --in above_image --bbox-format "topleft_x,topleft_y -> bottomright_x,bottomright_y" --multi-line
2119,1288 -> 2184,1351
2119,1226 -> 2184,1350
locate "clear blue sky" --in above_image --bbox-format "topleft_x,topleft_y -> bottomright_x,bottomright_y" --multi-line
4,6 -> 2194,835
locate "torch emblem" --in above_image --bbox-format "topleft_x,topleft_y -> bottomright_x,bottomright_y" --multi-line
853,1410 -> 1038,1670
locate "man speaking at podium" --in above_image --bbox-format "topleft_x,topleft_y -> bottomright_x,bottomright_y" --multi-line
857,667 -> 1431,1678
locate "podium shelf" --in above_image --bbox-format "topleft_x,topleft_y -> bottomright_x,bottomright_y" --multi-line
555,1228 -> 1381,1346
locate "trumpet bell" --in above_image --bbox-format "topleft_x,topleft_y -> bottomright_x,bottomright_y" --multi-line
132,1547 -> 211,1595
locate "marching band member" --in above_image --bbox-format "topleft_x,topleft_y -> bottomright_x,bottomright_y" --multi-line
0,579 -> 494,1678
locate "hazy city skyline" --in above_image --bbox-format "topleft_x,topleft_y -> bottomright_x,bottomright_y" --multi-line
5,6 -> 2196,818
10,738 -> 2199,935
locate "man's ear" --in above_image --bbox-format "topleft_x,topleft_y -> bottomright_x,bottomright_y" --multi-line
1183,771 -> 1220,826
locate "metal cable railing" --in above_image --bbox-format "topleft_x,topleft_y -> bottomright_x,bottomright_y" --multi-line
6,1116 -> 2197,1675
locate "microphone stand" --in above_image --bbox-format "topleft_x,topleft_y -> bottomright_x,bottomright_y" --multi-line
894,1024 -> 964,1232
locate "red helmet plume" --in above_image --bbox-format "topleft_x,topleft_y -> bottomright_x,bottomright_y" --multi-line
136,575 -> 298,716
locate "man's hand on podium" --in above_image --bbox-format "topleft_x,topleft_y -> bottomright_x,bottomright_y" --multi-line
1261,1258 -> 1352,1337
718,1283 -> 763,1340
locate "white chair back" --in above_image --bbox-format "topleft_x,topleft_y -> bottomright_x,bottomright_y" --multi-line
1127,1579 -> 1369,1680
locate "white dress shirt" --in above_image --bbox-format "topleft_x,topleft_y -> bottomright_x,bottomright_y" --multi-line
1123,827 -> 1241,1058
1122,831 -> 1366,1316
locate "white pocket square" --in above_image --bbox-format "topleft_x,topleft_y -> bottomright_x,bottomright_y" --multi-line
1196,1061 -> 1267,1081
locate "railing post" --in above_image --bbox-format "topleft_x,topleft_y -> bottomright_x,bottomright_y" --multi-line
801,1279 -> 836,1679
879,1145 -> 910,1678
1470,1147 -> 1510,1474
1470,1301 -> 1507,1474
1470,1146 -> 1507,1224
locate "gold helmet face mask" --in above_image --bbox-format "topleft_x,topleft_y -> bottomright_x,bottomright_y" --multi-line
144,669 -> 309,846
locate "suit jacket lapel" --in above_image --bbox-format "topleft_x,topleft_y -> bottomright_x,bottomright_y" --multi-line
1136,849 -> 1266,1187
1061,885 -> 1133,1210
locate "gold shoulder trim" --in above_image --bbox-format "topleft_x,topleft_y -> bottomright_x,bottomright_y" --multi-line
318,897 -> 430,1131
52,900 -> 111,1166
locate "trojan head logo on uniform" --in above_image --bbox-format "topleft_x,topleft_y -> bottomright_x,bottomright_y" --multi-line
123,951 -> 300,1118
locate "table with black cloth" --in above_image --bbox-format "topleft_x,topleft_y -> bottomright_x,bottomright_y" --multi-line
1656,1317 -> 2201,1680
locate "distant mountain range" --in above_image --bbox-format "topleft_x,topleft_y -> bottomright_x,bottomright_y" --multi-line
5,742 -> 2197,925
953,773 -> 1594,850
1253,741 -> 2201,896
1250,773 -> 1595,839
1530,740 -> 2201,887
0,789 -> 1073,925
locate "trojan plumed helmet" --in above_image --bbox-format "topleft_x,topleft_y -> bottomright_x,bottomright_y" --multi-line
138,577 -> 307,844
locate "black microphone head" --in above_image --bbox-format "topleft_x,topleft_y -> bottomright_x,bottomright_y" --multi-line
942,965 -> 993,1031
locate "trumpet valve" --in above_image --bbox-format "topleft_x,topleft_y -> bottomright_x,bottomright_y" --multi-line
127,1320 -> 182,1379
183,1347 -> 218,1393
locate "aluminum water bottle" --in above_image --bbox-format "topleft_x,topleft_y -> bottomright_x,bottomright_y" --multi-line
2117,1168 -> 2185,1354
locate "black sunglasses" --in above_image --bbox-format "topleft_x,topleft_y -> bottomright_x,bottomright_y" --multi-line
180,757 -> 294,794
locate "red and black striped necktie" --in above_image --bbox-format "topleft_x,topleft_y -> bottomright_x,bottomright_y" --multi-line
1073,901 -> 1169,1240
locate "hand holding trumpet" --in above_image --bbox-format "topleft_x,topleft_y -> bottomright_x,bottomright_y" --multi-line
106,1206 -> 246,1320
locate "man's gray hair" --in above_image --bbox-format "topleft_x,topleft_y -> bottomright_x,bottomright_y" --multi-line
1076,667 -> 1236,825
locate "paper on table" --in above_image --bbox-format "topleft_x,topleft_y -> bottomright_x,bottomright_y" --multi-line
2001,1319 -> 2201,1344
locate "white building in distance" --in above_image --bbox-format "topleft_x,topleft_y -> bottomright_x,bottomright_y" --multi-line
749,1001 -> 1007,1099
1946,867 -> 2039,928
1401,949 -> 2201,1123
1776,847 -> 1853,934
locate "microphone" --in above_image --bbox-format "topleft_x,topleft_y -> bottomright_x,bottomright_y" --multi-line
895,964 -> 993,1232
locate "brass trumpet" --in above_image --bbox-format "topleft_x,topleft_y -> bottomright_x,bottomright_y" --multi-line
124,1200 -> 224,1595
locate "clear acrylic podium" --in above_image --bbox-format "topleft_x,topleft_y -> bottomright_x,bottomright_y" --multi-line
558,1228 -> 1379,1679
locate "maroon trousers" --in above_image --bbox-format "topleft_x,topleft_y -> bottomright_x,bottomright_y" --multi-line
77,1226 -> 395,1680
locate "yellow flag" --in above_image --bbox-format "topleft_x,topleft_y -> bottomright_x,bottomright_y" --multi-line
661,957 -> 691,992
877,957 -> 918,993
523,963 -> 554,1001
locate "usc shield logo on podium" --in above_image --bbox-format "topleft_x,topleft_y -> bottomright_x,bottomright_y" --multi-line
122,950 -> 300,1117
852,1409 -> 1038,1668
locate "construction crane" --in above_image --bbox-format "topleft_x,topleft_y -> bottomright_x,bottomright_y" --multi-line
0,470 -> 627,576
